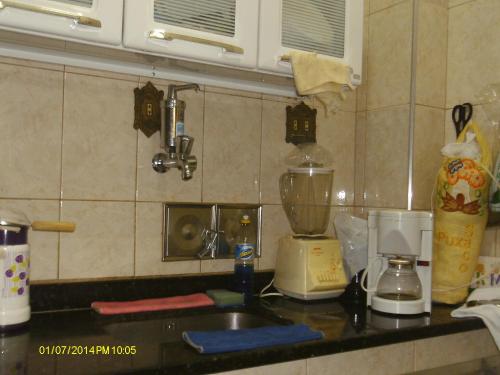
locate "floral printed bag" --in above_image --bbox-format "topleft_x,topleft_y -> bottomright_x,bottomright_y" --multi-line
432,122 -> 491,304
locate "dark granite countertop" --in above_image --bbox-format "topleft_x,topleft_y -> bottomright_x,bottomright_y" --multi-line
1,273 -> 486,375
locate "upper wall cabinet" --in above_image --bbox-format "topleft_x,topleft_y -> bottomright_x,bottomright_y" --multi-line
123,0 -> 259,69
0,0 -> 123,45
259,0 -> 363,85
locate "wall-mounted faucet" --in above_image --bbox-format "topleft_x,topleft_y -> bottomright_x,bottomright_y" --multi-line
152,83 -> 200,180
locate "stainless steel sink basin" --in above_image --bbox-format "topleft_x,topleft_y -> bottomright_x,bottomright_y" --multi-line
105,311 -> 288,344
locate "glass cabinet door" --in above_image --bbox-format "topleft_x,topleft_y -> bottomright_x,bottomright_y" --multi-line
123,0 -> 258,68
258,0 -> 363,84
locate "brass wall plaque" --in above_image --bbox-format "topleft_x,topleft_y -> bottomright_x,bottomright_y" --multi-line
133,81 -> 164,137
285,101 -> 317,145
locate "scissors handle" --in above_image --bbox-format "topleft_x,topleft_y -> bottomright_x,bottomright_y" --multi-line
452,103 -> 473,137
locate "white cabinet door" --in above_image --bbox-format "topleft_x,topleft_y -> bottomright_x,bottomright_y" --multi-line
259,0 -> 363,85
123,0 -> 258,69
0,0 -> 123,45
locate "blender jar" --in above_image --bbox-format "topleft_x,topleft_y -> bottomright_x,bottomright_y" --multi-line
376,257 -> 422,301
279,167 -> 333,235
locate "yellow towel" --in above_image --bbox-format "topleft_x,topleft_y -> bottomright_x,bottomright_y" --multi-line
289,51 -> 354,114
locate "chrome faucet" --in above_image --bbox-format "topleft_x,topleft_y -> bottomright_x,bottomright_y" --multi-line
152,83 -> 200,180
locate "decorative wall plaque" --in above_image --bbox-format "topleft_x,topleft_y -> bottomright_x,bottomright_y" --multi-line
285,101 -> 317,145
133,81 -> 164,137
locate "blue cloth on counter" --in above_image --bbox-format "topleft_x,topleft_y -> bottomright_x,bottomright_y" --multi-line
182,324 -> 323,354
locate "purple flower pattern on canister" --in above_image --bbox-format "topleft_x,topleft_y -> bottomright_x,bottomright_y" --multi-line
2,250 -> 29,298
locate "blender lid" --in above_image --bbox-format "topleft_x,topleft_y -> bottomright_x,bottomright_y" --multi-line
288,167 -> 334,174
0,208 -> 30,227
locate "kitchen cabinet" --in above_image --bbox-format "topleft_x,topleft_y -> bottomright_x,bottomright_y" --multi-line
0,0 -> 123,45
123,0 -> 259,69
259,0 -> 363,85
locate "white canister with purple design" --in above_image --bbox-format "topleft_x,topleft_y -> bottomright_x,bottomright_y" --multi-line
0,209 -> 30,329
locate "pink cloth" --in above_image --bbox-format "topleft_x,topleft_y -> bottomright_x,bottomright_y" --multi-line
91,293 -> 214,315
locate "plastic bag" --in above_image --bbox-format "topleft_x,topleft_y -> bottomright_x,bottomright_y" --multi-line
432,122 -> 491,304
334,213 -> 368,279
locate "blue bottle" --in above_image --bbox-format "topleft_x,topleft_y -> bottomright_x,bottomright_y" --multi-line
233,215 -> 255,305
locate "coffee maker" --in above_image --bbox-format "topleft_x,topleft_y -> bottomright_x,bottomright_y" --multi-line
366,210 -> 433,315
274,155 -> 348,300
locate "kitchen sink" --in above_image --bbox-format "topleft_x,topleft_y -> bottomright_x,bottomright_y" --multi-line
104,310 -> 290,344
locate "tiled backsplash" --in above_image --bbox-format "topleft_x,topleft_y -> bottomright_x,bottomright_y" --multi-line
3,0 -> 499,282
0,56 -> 356,282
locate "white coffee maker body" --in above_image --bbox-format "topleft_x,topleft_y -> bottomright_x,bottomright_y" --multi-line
366,209 -> 433,315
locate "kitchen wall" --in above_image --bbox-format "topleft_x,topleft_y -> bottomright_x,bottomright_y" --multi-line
355,0 -> 447,212
0,55 -> 357,282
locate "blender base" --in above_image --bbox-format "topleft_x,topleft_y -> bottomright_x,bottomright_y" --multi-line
371,295 -> 425,315
275,286 -> 345,301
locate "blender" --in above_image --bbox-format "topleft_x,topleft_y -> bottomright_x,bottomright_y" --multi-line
273,146 -> 348,300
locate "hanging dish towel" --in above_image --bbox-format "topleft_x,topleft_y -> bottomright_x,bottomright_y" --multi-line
451,287 -> 500,349
91,293 -> 214,315
288,51 -> 354,114
182,324 -> 323,354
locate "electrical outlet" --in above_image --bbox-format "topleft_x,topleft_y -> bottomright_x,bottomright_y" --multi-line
285,101 -> 317,145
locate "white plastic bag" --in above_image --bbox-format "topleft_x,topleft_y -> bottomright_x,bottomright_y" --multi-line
334,213 -> 368,278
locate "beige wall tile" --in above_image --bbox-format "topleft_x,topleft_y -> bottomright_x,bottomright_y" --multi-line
356,15 -> 369,112
135,202 -> 200,276
412,106 -> 445,210
307,342 -> 414,375
480,227 -> 497,257
0,55 -> 63,71
216,360 -> 306,375
0,199 -> 60,281
370,0 -> 406,14
59,201 -> 134,279
259,205 -> 291,270
261,95 -> 311,105
416,0 -> 448,108
61,74 -> 137,201
355,112 -> 367,206
260,99 -> 301,205
316,111 -> 356,206
136,81 -> 204,202
202,92 -> 261,203
138,76 -> 205,91
367,1 -> 412,110
414,329 -> 498,371
448,0 -> 475,9
200,259 -> 234,273
64,65 -> 139,83
447,0 -> 500,107
364,106 -> 410,208
0,64 -> 63,199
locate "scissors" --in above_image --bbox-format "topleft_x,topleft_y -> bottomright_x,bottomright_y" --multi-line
452,103 -> 473,137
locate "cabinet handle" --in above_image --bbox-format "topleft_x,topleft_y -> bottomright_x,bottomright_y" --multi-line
0,0 -> 101,28
280,55 -> 291,62
148,30 -> 244,55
